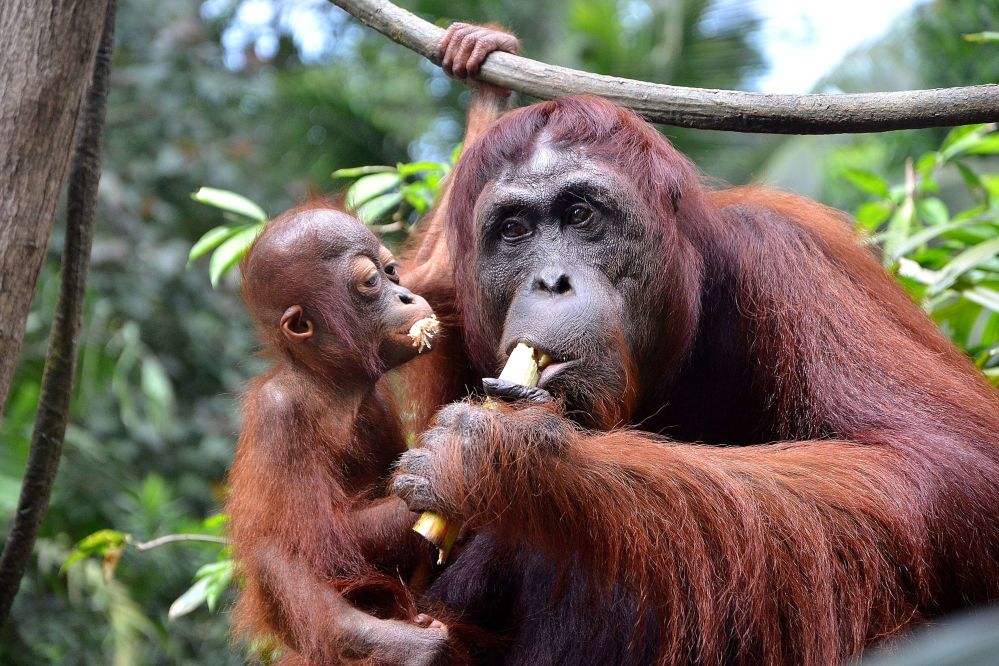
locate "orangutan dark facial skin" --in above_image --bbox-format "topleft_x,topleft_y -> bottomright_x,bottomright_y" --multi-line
473,145 -> 655,423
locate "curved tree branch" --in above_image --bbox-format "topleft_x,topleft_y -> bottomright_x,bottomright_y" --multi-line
133,534 -> 230,551
329,0 -> 999,134
0,0 -> 116,628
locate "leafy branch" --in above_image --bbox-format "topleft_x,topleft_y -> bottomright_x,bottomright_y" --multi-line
62,514 -> 233,620
845,123 -> 999,382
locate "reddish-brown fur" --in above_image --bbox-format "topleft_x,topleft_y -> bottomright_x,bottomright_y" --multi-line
224,29 -> 519,652
226,203 -> 454,665
395,95 -> 999,664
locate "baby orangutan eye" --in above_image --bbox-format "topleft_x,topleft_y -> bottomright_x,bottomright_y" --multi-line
384,262 -> 401,284
353,257 -> 381,296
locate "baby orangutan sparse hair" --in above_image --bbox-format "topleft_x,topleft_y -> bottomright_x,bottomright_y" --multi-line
225,203 -> 453,666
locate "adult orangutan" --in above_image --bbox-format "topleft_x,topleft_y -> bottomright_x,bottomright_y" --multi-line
387,24 -> 999,666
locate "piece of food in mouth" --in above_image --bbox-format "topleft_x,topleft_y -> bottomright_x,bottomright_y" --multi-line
408,315 -> 440,353
413,342 -> 552,564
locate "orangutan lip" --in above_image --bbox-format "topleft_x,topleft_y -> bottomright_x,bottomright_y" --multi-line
539,360 -> 579,389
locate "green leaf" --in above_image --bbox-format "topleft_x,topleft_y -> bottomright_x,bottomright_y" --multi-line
331,165 -> 395,179
355,192 -> 402,225
963,31 -> 999,43
882,198 -> 915,263
396,161 -> 447,178
927,236 -> 999,295
893,218 -> 995,258
201,514 -> 228,531
841,168 -> 890,199
208,224 -> 263,287
964,286 -> 999,313
191,187 -> 267,222
401,182 -> 436,214
955,162 -> 987,200
854,201 -> 892,232
916,198 -> 949,226
168,575 -> 212,619
195,559 -> 235,613
965,134 -> 999,155
344,173 -> 401,210
897,258 -> 937,286
941,124 -> 994,160
976,344 -> 999,368
61,529 -> 128,574
140,357 -> 174,407
188,226 -> 240,266
915,152 -> 941,177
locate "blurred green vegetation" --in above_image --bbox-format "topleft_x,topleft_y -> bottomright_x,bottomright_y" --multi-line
0,0 -> 997,663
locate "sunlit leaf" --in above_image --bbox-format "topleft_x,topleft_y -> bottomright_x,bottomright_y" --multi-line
191,187 -> 267,222
927,237 -> 999,295
941,124 -> 995,160
841,168 -> 890,198
331,165 -> 395,179
965,134 -> 999,155
963,31 -> 999,43
915,151 -> 941,176
916,198 -> 949,226
964,286 -> 999,313
195,559 -> 235,613
355,192 -> 402,225
209,224 -> 263,287
187,225 -> 240,266
168,575 -> 211,619
396,161 -> 447,177
344,173 -> 401,210
855,201 -> 892,232
893,217 -> 996,259
897,258 -> 937,286
201,514 -> 228,531
61,529 -> 128,574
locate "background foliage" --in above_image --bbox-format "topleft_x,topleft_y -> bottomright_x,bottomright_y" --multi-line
1,0 -> 997,663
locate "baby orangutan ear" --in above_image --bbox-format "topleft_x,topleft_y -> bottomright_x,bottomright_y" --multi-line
280,305 -> 314,343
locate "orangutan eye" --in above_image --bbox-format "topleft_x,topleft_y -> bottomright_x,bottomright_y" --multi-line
384,262 -> 400,284
565,204 -> 593,226
353,260 -> 381,297
500,219 -> 530,240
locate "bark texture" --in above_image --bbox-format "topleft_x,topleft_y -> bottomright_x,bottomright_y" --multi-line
329,0 -> 999,133
0,0 -> 113,421
0,0 -> 116,627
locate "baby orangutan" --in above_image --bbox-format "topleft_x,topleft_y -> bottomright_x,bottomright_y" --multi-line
226,204 -> 450,666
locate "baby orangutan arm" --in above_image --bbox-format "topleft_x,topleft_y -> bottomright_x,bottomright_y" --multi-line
228,381 -> 448,666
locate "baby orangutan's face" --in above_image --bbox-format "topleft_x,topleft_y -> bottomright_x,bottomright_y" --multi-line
249,208 -> 436,379
346,246 -> 436,369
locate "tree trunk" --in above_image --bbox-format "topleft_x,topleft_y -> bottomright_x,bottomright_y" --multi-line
0,0 -> 113,422
0,0 -> 117,627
